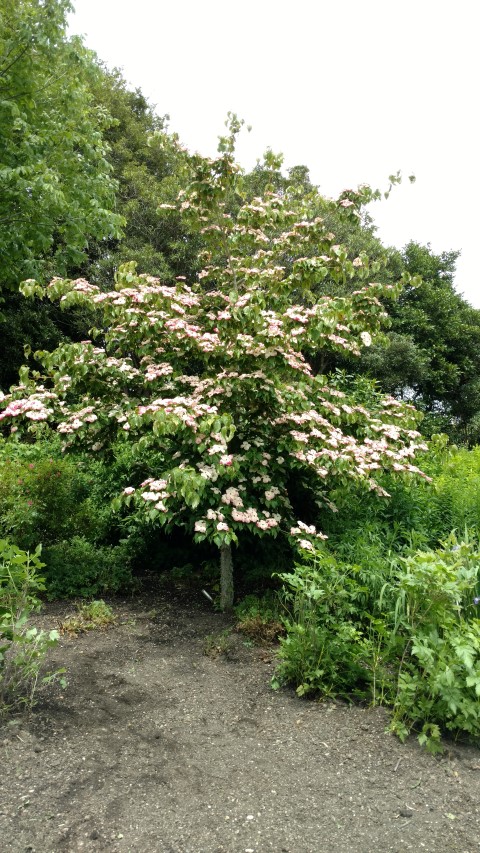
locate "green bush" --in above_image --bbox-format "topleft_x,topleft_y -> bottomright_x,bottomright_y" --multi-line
42,536 -> 133,599
0,436 -> 112,548
429,445 -> 480,538
0,539 -> 65,718
273,547 -> 387,700
390,534 -> 480,751
274,533 -> 480,752
0,436 -> 134,597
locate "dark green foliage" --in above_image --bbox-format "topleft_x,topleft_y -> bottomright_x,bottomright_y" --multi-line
0,292 -> 64,391
43,536 -> 131,599
0,289 -> 96,392
80,66 -> 202,287
0,436 -> 133,597
234,532 -> 293,593
361,243 -> 480,443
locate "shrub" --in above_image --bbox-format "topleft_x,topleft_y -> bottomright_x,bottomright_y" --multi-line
273,547 -> 387,700
42,536 -> 132,599
0,436 -> 134,598
0,437 -> 97,550
390,533 -> 480,751
274,533 -> 480,751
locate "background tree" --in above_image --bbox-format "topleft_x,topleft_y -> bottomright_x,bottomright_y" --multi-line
359,243 -> 480,442
0,0 -> 122,290
0,0 -> 124,390
80,65 -> 203,287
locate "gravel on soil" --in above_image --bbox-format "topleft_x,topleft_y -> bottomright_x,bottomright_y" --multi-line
1,594 -> 480,853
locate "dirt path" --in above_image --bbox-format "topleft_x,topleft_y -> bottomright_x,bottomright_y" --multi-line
1,594 -> 480,853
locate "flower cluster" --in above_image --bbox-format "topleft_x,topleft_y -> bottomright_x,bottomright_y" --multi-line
0,391 -> 56,423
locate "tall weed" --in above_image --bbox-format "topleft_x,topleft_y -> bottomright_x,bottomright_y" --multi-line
1,540 -> 65,718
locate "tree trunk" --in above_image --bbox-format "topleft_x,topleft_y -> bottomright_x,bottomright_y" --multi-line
219,543 -> 234,612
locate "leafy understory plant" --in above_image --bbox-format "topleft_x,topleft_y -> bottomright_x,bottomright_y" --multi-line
60,599 -> 116,635
1,117 -> 427,609
390,533 -> 480,752
0,540 -> 65,719
203,629 -> 236,659
235,593 -> 284,645
273,545 -> 382,699
274,532 -> 480,752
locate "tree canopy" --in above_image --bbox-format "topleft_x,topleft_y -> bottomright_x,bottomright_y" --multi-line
2,2 -> 480,447
0,0 -> 122,291
359,242 -> 480,442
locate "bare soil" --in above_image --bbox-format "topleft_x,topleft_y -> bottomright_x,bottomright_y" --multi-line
1,593 -> 480,853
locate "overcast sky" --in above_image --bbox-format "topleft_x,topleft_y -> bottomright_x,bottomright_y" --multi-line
69,0 -> 479,307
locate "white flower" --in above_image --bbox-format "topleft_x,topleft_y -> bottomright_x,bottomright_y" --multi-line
298,521 -> 316,535
360,331 -> 372,347
195,520 -> 207,533
298,539 -> 314,552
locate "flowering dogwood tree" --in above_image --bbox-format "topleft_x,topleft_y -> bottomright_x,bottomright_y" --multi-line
0,122 -> 427,609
